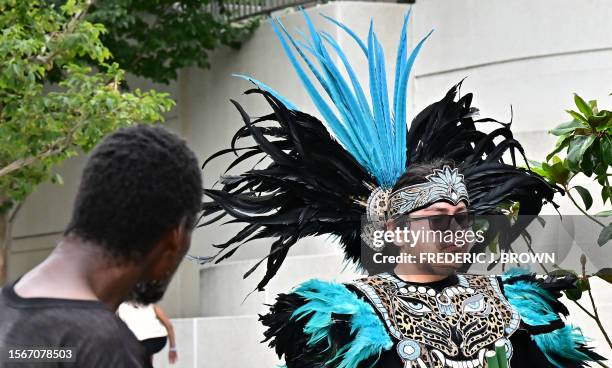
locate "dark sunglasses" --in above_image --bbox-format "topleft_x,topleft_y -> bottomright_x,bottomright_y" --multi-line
394,212 -> 474,231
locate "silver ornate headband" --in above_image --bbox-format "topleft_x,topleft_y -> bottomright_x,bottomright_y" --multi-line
361,165 -> 470,249
387,165 -> 470,218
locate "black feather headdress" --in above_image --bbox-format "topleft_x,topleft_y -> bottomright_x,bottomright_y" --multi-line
201,89 -> 375,290
197,12 -> 561,290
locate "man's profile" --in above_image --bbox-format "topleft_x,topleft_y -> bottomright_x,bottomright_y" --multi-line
0,125 -> 202,367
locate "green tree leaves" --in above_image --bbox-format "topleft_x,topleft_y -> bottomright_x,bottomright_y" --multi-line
535,92 -> 611,247
86,0 -> 260,84
573,185 -> 593,210
599,224 -> 612,247
0,0 -> 174,212
574,93 -> 593,118
566,135 -> 595,172
595,268 -> 612,284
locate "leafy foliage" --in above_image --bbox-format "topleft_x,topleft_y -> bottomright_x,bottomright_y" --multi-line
526,93 -> 612,351
87,0 -> 260,84
531,93 -> 612,247
0,0 -> 174,213
595,268 -> 612,284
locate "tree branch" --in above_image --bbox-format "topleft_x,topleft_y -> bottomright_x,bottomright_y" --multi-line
8,202 -> 22,224
0,117 -> 83,179
0,149 -> 61,178
35,0 -> 96,66
571,299 -> 595,319
587,286 -> 612,349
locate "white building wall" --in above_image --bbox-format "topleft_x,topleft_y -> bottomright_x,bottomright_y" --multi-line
7,1 -> 611,367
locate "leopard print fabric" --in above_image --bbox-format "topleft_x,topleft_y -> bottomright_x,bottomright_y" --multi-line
350,273 -> 520,368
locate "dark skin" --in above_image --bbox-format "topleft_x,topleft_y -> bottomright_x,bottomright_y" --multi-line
13,221 -> 192,311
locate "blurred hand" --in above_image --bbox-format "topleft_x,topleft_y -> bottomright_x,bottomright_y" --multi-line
169,350 -> 177,364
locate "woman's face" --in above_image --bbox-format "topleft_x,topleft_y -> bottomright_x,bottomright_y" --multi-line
387,200 -> 472,274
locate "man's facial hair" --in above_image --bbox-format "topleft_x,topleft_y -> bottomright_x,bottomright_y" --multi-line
126,261 -> 181,304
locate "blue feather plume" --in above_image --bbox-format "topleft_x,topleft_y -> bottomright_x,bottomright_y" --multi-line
533,326 -> 593,367
502,268 -> 594,367
240,10 -> 432,188
291,279 -> 393,368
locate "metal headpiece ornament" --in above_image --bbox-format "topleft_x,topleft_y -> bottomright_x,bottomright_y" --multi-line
361,165 -> 470,249
387,165 -> 470,218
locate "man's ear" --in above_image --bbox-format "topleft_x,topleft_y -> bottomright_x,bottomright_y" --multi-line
142,225 -> 187,281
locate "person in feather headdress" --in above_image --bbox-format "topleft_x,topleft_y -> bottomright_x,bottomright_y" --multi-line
198,9 -> 605,368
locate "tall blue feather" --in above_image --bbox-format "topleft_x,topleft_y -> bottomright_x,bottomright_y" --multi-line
238,11 -> 432,188
232,74 -> 299,111
292,279 -> 393,368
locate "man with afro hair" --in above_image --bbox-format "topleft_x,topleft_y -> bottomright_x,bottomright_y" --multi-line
0,125 -> 202,367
